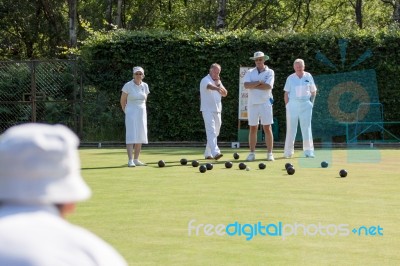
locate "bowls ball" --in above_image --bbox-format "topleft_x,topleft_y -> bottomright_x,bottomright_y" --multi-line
258,163 -> 266,170
191,160 -> 199,167
287,166 -> 295,175
238,162 -> 247,170
199,165 -> 207,173
339,169 -> 348,178
225,161 -> 233,168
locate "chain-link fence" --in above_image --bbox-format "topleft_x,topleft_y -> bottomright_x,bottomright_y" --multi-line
0,60 -> 82,136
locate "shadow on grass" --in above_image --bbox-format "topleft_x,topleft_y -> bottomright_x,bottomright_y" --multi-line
82,165 -> 127,170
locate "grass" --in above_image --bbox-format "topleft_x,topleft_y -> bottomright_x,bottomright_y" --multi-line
68,147 -> 400,265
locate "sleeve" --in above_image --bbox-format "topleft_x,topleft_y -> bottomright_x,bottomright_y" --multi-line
283,76 -> 291,92
243,70 -> 251,83
200,76 -> 211,92
122,82 -> 129,94
308,74 -> 317,92
74,226 -> 128,266
265,69 -> 275,88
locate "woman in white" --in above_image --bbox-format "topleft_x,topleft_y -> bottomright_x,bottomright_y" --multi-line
283,59 -> 317,158
120,66 -> 150,167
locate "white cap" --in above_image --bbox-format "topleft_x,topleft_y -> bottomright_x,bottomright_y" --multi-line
0,123 -> 91,204
132,66 -> 144,74
249,51 -> 270,61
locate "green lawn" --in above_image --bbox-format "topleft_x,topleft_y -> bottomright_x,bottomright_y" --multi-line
69,147 -> 400,265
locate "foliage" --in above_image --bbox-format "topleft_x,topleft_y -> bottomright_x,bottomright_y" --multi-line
0,0 -> 398,59
79,29 -> 400,142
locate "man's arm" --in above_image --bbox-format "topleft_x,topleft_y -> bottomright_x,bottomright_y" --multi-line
310,91 -> 316,104
207,82 -> 227,97
244,81 -> 271,90
284,92 -> 289,105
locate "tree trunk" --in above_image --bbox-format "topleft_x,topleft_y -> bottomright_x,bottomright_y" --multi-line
216,0 -> 227,31
393,0 -> 400,23
349,0 -> 363,29
106,0 -> 113,29
68,0 -> 77,48
355,0 -> 362,29
116,0 -> 123,28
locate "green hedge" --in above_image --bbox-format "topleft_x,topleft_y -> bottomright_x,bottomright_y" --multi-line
79,29 -> 400,142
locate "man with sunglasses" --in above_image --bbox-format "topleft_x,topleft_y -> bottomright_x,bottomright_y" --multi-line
243,51 -> 275,162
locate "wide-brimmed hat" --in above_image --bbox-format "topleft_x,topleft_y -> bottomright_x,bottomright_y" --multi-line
250,51 -> 270,61
133,66 -> 144,74
0,123 -> 91,204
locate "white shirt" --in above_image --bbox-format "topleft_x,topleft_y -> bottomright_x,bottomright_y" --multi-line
122,80 -> 150,106
200,74 -> 223,112
0,204 -> 127,266
284,72 -> 317,100
244,66 -> 274,105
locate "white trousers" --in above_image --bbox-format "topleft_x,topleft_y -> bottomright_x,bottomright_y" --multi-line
202,111 -> 221,158
284,100 -> 314,156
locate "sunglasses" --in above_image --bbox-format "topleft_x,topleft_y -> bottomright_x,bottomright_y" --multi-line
134,73 -> 143,75
255,58 -> 264,62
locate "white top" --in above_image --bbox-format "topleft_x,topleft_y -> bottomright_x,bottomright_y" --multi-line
244,66 -> 274,105
284,72 -> 317,100
122,80 -> 150,105
200,74 -> 223,112
0,204 -> 127,266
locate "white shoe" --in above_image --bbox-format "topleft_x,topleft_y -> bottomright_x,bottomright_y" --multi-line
305,153 -> 315,158
284,153 -> 293,159
267,153 -> 275,161
133,159 -> 147,166
128,160 -> 136,167
246,153 -> 255,161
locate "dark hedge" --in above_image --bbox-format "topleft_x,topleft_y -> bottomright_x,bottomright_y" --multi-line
80,29 -> 400,142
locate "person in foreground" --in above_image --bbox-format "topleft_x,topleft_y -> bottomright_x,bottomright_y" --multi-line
0,123 -> 127,266
200,63 -> 228,160
120,66 -> 150,167
283,58 -> 317,158
243,51 -> 275,161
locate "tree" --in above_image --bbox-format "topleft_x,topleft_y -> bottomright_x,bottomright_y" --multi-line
68,0 -> 77,48
0,0 -> 67,59
116,0 -> 124,28
349,0 -> 363,29
216,0 -> 227,30
106,0 -> 113,29
381,0 -> 400,23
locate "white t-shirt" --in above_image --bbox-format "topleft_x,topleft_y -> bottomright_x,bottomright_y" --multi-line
200,74 -> 223,112
284,72 -> 317,100
244,66 -> 274,105
122,80 -> 150,105
0,204 -> 127,266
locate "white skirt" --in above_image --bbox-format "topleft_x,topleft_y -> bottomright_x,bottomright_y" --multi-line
125,103 -> 148,144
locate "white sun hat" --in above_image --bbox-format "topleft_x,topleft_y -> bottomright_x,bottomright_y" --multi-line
0,123 -> 91,204
249,51 -> 270,61
132,66 -> 144,74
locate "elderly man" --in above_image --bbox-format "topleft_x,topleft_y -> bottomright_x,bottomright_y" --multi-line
0,123 -> 127,266
283,58 -> 317,158
244,51 -> 275,161
200,63 -> 228,160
